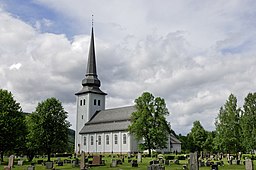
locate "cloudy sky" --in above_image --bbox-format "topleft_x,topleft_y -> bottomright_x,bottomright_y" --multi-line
1,0 -> 256,135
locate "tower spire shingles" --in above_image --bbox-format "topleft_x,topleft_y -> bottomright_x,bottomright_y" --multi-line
75,26 -> 106,95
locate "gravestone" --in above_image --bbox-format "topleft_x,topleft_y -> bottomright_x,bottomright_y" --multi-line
111,159 -> 117,167
245,159 -> 254,170
92,155 -> 102,165
27,165 -> 35,170
211,164 -> 218,170
80,152 -> 85,170
189,152 -> 199,170
147,164 -> 165,170
17,160 -> 23,166
131,160 -> 138,167
9,155 -> 14,168
138,153 -> 142,163
45,162 -> 53,169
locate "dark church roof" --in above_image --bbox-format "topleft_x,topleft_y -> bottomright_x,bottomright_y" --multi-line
79,106 -> 136,134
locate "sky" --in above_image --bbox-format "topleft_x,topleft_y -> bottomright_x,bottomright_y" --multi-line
1,0 -> 256,135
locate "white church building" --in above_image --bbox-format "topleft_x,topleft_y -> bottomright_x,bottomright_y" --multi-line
75,27 -> 181,154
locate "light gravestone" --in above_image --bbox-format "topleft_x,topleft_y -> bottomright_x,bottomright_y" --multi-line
138,153 -> 142,163
4,155 -> 15,170
189,152 -> 199,170
245,159 -> 254,170
80,152 -> 85,170
9,155 -> 14,168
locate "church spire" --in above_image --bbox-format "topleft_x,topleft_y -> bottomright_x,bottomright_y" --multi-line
76,25 -> 106,95
84,27 -> 98,82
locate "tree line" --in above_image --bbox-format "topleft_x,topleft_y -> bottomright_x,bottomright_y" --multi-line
178,93 -> 256,154
0,89 -> 71,162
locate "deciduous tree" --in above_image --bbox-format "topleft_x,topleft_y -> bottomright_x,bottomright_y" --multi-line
214,94 -> 242,153
28,97 -> 70,161
128,92 -> 171,156
0,89 -> 26,161
187,121 -> 207,152
240,92 -> 256,152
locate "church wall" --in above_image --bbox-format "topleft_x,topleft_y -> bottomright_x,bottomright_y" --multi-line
75,93 -> 88,153
171,143 -> 181,153
80,131 -> 135,153
88,93 -> 105,120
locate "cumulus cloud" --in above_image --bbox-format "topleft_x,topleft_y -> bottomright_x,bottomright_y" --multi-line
1,1 -> 256,134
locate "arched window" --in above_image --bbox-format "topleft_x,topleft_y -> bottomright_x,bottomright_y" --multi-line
83,136 -> 86,146
91,136 -> 94,145
123,134 -> 127,144
98,135 -> 101,145
106,135 -> 109,145
114,134 -> 118,144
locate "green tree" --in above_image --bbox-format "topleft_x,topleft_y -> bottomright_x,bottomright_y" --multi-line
204,131 -> 216,153
0,89 -> 26,161
214,94 -> 242,153
187,121 -> 207,152
240,92 -> 256,152
128,92 -> 171,156
28,97 -> 71,161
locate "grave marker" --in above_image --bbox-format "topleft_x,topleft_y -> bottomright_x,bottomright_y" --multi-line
245,159 -> 254,170
189,152 -> 198,170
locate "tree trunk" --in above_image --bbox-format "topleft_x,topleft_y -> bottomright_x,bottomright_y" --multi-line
148,148 -> 151,157
47,151 -> 51,162
0,151 -> 3,162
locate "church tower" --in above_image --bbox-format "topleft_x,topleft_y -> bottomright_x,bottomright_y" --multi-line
75,27 -> 107,153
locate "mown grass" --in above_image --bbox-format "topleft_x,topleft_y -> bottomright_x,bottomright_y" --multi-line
0,156 -> 255,170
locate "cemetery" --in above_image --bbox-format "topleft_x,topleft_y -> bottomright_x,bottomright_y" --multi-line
0,152 -> 256,170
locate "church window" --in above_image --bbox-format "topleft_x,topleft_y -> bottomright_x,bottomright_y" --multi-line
106,135 -> 109,145
98,100 -> 100,106
91,136 -> 94,145
123,134 -> 127,144
82,115 -> 83,119
114,134 -> 118,144
94,99 -> 96,105
84,136 -> 86,145
80,100 -> 82,106
98,136 -> 101,145
83,99 -> 86,105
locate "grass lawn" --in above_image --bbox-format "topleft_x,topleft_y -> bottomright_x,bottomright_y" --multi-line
0,156 -> 254,170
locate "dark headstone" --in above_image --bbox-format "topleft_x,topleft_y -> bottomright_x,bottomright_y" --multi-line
211,164 -> 218,170
58,161 -> 63,166
147,164 -> 165,170
92,155 -> 102,165
37,160 -> 43,164
131,160 -> 138,167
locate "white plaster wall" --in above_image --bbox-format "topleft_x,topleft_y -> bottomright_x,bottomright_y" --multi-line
75,94 -> 88,153
104,132 -> 112,153
171,143 -> 181,153
75,93 -> 106,153
80,131 -> 136,153
88,93 -> 105,120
